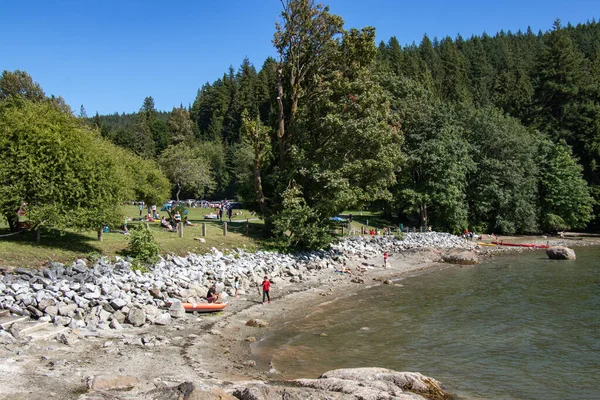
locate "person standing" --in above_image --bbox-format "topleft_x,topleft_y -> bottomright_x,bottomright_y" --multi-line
258,276 -> 271,304
227,206 -> 233,222
383,251 -> 388,268
234,276 -> 240,298
139,203 -> 143,217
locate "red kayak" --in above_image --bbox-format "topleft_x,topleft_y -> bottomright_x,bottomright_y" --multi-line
492,241 -> 550,249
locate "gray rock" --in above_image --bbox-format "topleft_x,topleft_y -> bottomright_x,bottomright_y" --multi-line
37,298 -> 56,311
442,250 -> 479,265
245,319 -> 269,328
54,316 -> 72,326
111,310 -> 126,324
0,330 -> 15,344
169,302 -> 186,319
45,305 -> 59,317
109,319 -> 123,330
110,298 -> 127,310
546,246 -> 576,260
154,313 -> 172,326
127,308 -> 146,327
58,303 -> 77,316
87,375 -> 138,391
56,332 -> 78,346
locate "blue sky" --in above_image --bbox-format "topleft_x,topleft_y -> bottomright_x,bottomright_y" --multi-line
2,0 -> 599,115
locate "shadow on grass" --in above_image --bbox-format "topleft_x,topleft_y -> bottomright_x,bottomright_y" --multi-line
345,213 -> 391,228
0,227 -> 102,254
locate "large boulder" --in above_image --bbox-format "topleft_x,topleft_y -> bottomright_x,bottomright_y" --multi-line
546,246 -> 576,260
145,382 -> 237,400
231,368 -> 448,400
441,250 -> 479,265
126,307 -> 146,327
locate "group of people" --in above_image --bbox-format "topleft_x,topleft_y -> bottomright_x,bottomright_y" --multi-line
205,276 -> 272,305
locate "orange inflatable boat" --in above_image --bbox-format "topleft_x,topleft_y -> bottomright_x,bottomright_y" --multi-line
181,302 -> 228,312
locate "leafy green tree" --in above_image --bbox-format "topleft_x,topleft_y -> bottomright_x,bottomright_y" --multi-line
0,98 -> 131,233
537,139 -> 593,231
385,76 -> 472,232
240,109 -> 271,215
273,0 -> 344,165
0,70 -> 45,101
465,107 -> 539,233
271,185 -> 334,250
196,140 -> 229,198
158,143 -> 214,201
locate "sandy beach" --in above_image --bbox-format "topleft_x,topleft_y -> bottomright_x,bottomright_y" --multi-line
1,235 -> 597,399
0,247 -> 453,399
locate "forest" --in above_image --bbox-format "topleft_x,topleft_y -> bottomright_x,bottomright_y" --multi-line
3,0 -> 600,249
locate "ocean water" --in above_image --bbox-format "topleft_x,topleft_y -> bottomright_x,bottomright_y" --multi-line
254,247 -> 600,400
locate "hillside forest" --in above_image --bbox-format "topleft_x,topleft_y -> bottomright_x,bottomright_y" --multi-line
2,0 -> 600,249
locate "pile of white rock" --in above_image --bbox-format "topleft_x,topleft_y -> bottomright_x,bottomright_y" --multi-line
334,232 -> 474,258
0,233 -> 471,333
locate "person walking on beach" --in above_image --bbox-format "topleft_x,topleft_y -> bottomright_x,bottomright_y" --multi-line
383,251 -> 388,268
234,276 -> 240,298
258,276 -> 271,304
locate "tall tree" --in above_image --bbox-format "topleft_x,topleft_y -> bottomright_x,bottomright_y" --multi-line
167,106 -> 195,145
273,0 -> 344,166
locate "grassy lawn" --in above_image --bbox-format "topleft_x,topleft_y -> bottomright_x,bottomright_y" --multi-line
0,207 -> 397,268
0,206 -> 265,268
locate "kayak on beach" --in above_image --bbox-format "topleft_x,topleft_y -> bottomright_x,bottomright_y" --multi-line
166,301 -> 229,312
491,241 -> 550,249
181,302 -> 228,312
477,242 -> 497,247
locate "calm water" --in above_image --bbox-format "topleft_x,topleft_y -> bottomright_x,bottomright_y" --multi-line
254,247 -> 600,400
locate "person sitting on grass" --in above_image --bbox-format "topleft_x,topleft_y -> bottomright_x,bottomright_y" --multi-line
160,216 -> 174,232
184,216 -> 195,226
206,284 -> 219,303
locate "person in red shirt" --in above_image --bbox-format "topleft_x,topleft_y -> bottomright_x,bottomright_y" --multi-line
383,252 -> 388,268
258,276 -> 271,304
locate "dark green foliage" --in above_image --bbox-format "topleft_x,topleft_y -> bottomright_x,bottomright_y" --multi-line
538,139 -> 593,231
271,185 -> 334,250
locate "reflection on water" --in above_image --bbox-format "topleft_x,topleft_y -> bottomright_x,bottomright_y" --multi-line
255,248 -> 600,400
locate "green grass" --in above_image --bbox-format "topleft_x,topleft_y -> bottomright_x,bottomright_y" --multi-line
0,207 -> 396,268
0,206 -> 265,268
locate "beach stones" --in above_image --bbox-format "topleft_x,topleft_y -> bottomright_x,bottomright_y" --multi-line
546,246 -> 576,260
246,319 -> 269,327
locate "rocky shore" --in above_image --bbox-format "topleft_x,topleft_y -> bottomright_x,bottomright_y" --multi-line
0,233 -> 581,399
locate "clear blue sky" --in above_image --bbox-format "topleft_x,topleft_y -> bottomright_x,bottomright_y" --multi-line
2,0 -> 598,115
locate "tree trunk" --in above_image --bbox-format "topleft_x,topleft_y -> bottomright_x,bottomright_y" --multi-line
176,183 -> 181,202
276,61 -> 286,167
97,228 -> 103,242
7,214 -> 19,232
253,153 -> 266,216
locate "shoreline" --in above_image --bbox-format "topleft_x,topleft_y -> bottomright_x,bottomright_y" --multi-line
0,236 -> 597,399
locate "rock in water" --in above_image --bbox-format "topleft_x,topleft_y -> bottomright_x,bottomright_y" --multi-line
246,319 -> 269,327
442,250 -> 479,265
546,246 -> 576,260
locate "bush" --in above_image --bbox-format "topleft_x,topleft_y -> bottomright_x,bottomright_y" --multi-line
271,186 -> 334,251
126,224 -> 160,266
